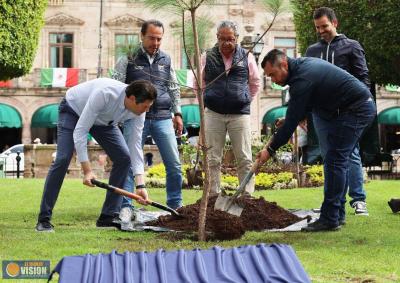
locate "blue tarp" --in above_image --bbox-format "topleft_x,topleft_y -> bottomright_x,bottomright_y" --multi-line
50,244 -> 310,283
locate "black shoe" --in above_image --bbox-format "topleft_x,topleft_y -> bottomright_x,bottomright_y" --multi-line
388,199 -> 400,213
339,219 -> 346,226
35,221 -> 54,232
96,214 -> 121,229
301,219 -> 341,232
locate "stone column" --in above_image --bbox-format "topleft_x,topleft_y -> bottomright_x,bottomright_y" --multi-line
21,120 -> 32,144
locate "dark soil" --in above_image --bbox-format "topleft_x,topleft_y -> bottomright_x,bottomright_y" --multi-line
147,195 -> 303,241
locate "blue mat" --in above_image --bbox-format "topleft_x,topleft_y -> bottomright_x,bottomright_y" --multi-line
50,243 -> 310,283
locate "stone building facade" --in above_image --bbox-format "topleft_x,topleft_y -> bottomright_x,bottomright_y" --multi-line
1,0 -> 399,152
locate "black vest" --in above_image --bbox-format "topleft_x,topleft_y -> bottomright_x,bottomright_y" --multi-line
126,49 -> 172,119
204,45 -> 250,114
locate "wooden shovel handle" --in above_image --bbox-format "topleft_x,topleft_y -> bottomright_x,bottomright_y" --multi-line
90,179 -> 145,202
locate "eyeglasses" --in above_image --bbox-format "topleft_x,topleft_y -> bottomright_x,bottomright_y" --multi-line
217,37 -> 237,44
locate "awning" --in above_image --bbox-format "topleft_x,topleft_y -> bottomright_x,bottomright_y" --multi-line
182,104 -> 200,128
262,106 -> 287,124
385,84 -> 400,92
0,103 -> 22,128
31,104 -> 59,128
378,107 -> 400,125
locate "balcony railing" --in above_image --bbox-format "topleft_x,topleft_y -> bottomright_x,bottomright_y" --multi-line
0,69 -> 88,89
48,0 -> 64,5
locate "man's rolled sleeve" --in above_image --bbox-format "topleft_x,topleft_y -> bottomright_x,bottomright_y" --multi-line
127,116 -> 145,175
247,53 -> 261,98
169,66 -> 182,114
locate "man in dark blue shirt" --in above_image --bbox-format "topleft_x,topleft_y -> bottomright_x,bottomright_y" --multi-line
257,49 -> 376,232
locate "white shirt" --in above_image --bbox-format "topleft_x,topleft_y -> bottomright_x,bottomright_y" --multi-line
65,78 -> 145,175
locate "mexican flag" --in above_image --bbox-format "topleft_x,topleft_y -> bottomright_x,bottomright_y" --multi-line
40,68 -> 79,87
175,69 -> 195,88
0,80 -> 12,88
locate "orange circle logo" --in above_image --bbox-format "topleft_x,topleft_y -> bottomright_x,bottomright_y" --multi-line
6,262 -> 20,277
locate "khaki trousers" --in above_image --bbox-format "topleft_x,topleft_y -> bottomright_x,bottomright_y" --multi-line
204,108 -> 254,194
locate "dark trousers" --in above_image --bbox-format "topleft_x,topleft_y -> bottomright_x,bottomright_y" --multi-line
312,99 -> 376,226
38,99 -> 131,222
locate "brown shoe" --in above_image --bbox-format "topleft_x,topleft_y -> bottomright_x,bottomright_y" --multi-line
388,199 -> 400,213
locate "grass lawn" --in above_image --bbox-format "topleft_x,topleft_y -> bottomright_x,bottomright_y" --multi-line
0,179 -> 399,282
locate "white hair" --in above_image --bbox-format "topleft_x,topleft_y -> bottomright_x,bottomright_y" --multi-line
217,20 -> 239,36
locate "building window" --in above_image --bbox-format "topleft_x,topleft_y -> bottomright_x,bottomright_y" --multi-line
274,38 -> 296,58
49,33 -> 73,67
115,34 -> 139,59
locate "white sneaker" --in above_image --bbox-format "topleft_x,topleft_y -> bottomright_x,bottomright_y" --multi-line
352,201 -> 369,216
120,207 -> 133,223
120,206 -> 135,231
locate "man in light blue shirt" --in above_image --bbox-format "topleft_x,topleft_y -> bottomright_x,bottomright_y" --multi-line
35,78 -> 157,232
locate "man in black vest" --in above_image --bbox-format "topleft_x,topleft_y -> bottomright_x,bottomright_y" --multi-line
112,20 -> 183,229
201,20 -> 261,194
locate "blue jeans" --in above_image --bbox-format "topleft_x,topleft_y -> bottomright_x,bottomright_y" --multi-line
312,99 -> 375,226
347,145 -> 366,206
38,99 -> 131,222
122,118 -> 182,209
318,139 -> 366,210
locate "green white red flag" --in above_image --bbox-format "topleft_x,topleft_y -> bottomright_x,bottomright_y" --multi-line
175,69 -> 195,88
40,68 -> 79,87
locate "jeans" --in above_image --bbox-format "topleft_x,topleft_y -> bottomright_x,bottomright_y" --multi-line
318,139 -> 366,209
312,99 -> 376,226
38,99 -> 131,222
121,118 -> 182,209
347,144 -> 366,206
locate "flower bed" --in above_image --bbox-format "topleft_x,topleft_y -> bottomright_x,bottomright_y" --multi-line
145,163 -> 324,190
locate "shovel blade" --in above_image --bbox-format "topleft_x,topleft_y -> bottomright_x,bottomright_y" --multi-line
214,192 -> 244,217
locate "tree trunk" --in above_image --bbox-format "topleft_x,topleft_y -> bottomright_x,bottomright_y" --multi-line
190,8 -> 210,242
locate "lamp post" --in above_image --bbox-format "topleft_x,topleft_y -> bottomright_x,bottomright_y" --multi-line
251,33 -> 264,64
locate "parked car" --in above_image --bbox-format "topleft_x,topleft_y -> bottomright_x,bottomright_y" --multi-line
0,144 -> 24,174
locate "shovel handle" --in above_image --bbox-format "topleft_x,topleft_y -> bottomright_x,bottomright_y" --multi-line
91,179 -> 144,202
230,158 -> 260,199
90,179 -> 181,217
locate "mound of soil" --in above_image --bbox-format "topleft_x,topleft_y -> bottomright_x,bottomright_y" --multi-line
147,195 -> 303,241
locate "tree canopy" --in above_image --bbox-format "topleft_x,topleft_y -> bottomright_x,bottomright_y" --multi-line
0,0 -> 47,81
291,0 -> 400,85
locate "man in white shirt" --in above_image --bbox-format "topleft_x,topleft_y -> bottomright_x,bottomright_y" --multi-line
35,78 -> 156,232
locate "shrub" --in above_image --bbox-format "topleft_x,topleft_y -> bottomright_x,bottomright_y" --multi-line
147,163 -> 166,178
221,175 -> 239,186
255,173 -> 275,189
305,165 -> 324,186
0,0 -> 47,80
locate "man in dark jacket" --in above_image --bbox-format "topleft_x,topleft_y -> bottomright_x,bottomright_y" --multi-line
258,49 -> 376,232
306,7 -> 370,216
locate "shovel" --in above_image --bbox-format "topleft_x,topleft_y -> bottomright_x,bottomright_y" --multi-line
214,159 -> 260,216
90,179 -> 182,218
186,148 -> 203,187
